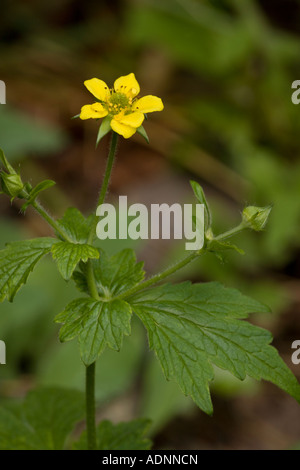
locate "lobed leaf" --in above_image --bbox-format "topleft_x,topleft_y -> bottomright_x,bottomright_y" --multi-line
55,297 -> 132,365
73,248 -> 145,297
130,282 -> 300,414
56,207 -> 94,243
51,242 -> 99,280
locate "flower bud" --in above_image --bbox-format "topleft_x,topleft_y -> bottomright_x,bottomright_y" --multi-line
242,205 -> 272,232
0,172 -> 25,199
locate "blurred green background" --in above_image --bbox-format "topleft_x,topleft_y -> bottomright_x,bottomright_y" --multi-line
0,0 -> 300,449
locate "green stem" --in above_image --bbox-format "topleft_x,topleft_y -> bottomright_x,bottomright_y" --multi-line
88,132 -> 118,244
86,260 -> 100,300
32,200 -> 73,243
213,222 -> 246,241
84,131 -> 118,450
18,187 -> 72,243
118,223 -> 248,300
85,362 -> 97,450
117,250 -> 202,300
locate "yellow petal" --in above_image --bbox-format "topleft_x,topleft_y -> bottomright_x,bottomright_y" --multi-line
133,95 -> 164,113
118,111 -> 144,128
111,119 -> 137,139
114,73 -> 140,99
84,78 -> 110,101
80,103 -> 108,120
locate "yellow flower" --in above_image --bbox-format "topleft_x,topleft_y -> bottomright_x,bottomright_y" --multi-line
80,73 -> 164,139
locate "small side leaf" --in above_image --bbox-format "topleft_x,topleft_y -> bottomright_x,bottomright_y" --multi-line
55,297 -> 132,365
0,238 -> 57,302
73,248 -> 145,297
51,242 -> 99,280
21,180 -> 56,212
56,208 -> 94,243
207,239 -> 245,256
190,180 -> 211,229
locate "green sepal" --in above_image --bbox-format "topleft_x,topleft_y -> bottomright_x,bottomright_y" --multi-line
136,125 -> 149,143
0,172 -> 24,200
242,205 -> 272,232
96,116 -> 112,147
0,148 -> 15,174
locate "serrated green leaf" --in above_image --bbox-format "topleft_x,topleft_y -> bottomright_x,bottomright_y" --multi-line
96,116 -> 112,147
136,125 -> 150,143
73,248 -> 145,297
51,242 -> 99,280
56,207 -> 94,243
0,388 -> 84,450
55,298 -> 132,365
0,238 -> 57,302
130,282 -> 300,415
74,419 -> 152,450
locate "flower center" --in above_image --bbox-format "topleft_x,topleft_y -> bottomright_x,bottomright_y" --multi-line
107,92 -> 130,115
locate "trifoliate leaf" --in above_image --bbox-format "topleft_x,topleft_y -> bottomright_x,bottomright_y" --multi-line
0,238 -> 57,302
55,298 -> 132,365
51,242 -> 99,280
73,248 -> 145,297
74,419 -> 152,450
130,282 -> 300,415
0,388 -> 84,450
56,208 -> 94,243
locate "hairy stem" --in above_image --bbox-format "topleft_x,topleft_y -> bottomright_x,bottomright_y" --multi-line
213,222 -> 246,241
117,250 -> 201,300
85,131 -> 118,450
88,131 -> 118,244
32,200 -> 73,243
